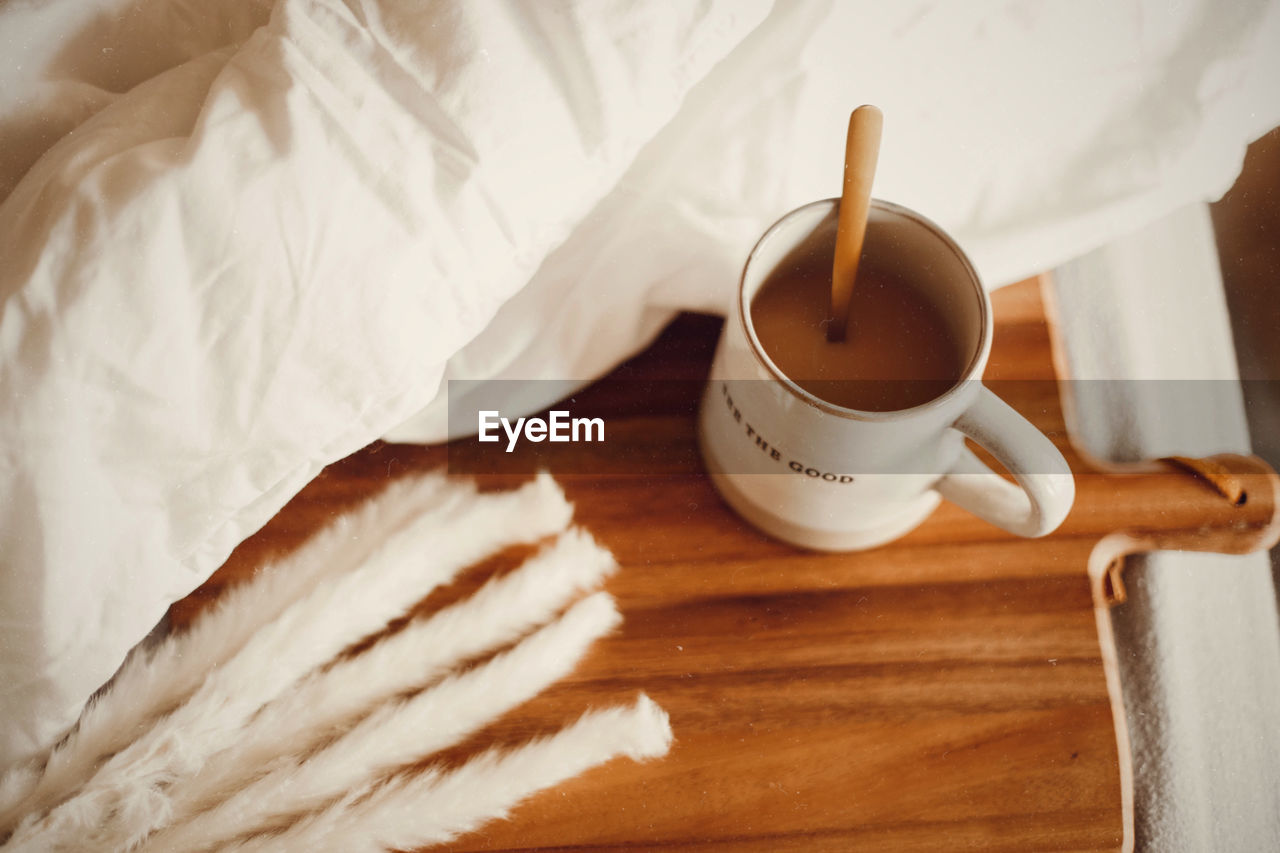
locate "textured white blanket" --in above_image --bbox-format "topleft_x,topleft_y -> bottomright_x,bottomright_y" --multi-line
1053,206 -> 1280,851
1,0 -> 1277,773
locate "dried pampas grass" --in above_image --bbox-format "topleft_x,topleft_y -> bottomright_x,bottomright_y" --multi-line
222,695 -> 673,853
0,473 -> 669,853
0,472 -> 461,836
145,527 -> 619,839
6,473 -> 572,851
141,591 -> 622,853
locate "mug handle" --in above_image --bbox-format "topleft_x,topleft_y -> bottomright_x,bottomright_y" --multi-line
936,385 -> 1075,537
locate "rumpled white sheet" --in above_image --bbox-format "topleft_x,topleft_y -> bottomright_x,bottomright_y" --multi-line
0,0 -> 1277,771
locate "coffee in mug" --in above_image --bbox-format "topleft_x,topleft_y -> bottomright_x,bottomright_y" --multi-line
750,244 -> 963,412
698,198 -> 1075,551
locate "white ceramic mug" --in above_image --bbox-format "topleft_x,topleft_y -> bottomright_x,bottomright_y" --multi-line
698,198 -> 1074,550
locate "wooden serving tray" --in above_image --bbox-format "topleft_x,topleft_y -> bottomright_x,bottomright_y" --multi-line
174,277 -> 1280,852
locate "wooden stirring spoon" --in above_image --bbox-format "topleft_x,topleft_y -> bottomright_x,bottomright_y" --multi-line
827,105 -> 883,342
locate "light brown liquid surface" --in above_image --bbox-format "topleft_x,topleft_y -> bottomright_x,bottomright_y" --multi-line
750,254 -> 964,412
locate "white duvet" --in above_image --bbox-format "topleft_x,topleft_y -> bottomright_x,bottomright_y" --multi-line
0,0 -> 1276,767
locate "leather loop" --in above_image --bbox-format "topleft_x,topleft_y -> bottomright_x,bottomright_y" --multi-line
1161,455 -> 1247,505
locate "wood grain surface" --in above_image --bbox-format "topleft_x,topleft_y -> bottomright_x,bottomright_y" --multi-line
171,278 -> 1280,852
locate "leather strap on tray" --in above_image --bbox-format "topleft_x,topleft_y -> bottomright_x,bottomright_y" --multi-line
1160,455 -> 1248,505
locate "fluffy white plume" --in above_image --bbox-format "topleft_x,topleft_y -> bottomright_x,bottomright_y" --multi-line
0,768 -> 36,835
4,474 -> 572,852
139,591 -> 621,853
0,471 -> 460,837
223,695 -> 673,853
147,527 -> 617,837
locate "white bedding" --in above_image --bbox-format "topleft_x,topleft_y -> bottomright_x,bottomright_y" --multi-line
1,0 -> 1277,768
